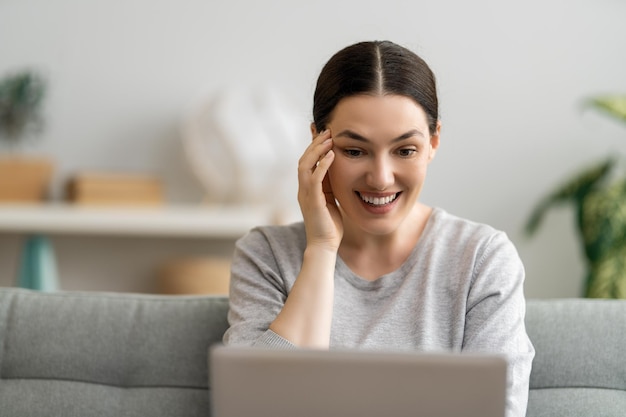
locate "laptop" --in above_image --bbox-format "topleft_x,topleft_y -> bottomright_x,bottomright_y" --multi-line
209,345 -> 507,417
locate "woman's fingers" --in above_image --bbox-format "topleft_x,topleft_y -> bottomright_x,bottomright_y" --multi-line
297,129 -> 335,208
297,129 -> 342,249
312,147 -> 334,182
298,130 -> 333,182
299,131 -> 330,165
321,165 -> 335,203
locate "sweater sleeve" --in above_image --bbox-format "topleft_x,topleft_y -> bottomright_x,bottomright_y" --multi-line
222,227 -> 296,348
462,231 -> 535,417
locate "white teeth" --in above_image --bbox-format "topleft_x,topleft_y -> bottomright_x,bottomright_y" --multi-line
360,193 -> 398,205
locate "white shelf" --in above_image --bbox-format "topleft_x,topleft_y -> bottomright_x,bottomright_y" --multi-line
0,203 -> 282,238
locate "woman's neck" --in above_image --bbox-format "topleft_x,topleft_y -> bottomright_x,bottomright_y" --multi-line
338,204 -> 432,280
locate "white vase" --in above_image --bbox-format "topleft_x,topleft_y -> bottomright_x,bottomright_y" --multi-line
182,86 -> 308,213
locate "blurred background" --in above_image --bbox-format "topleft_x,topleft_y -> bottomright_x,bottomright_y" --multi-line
0,0 -> 625,297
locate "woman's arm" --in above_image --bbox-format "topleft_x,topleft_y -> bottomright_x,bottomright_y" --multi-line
268,130 -> 341,348
224,130 -> 342,349
222,227 -> 299,348
268,245 -> 336,348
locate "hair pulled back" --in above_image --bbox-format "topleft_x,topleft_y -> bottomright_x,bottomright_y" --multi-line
313,40 -> 438,135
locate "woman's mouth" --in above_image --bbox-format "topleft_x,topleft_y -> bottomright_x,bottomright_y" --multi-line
356,192 -> 400,206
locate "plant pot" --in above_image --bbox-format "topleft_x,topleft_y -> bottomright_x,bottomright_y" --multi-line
0,156 -> 54,203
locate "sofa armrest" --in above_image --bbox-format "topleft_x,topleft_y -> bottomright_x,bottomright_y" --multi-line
525,298 -> 626,417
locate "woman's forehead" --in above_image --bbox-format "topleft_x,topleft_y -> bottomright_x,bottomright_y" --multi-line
329,95 -> 430,136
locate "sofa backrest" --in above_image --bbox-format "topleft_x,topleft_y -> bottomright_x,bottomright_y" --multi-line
525,298 -> 626,417
3,288 -> 626,417
0,288 -> 229,417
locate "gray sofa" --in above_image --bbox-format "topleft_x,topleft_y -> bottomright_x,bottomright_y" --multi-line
1,288 -> 624,417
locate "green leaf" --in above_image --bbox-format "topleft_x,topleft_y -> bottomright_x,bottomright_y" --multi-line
586,245 -> 626,298
524,158 -> 614,236
587,95 -> 626,125
0,70 -> 47,142
580,179 -> 626,263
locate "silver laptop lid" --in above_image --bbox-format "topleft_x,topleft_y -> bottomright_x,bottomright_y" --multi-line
210,346 -> 507,417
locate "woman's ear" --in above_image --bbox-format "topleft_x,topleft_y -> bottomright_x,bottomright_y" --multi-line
310,123 -> 318,139
428,121 -> 441,162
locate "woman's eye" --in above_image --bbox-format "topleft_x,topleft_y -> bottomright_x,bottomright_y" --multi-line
344,149 -> 364,158
398,148 -> 417,157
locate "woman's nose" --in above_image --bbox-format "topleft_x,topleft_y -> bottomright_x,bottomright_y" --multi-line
365,156 -> 394,190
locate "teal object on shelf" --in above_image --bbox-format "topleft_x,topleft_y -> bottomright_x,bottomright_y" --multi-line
17,235 -> 59,291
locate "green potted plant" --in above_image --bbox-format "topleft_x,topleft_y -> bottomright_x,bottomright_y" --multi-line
525,95 -> 626,298
0,69 -> 53,202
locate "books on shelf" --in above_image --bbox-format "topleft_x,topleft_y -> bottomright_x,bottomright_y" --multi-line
66,172 -> 164,206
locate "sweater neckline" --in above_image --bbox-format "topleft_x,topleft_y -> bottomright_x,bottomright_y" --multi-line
334,207 -> 443,290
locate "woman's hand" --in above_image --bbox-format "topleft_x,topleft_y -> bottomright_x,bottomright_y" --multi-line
271,129 -> 340,348
297,129 -> 343,252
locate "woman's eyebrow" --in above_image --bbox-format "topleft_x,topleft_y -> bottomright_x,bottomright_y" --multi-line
334,129 -> 424,142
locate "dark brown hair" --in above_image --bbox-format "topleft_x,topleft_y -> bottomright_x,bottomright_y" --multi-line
313,40 -> 438,135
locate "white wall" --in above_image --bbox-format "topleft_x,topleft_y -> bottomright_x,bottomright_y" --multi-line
1,0 -> 625,297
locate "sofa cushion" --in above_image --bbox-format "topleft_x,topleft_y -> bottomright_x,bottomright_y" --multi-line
527,388 -> 626,417
0,288 -> 229,417
1,379 -> 210,416
526,299 -> 626,391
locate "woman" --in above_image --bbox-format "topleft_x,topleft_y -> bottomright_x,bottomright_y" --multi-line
223,40 -> 534,417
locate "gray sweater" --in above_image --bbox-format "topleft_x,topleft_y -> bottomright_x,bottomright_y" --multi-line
224,207 -> 534,417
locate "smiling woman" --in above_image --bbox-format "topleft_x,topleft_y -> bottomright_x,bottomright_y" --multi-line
222,40 -> 535,417
322,94 -> 437,245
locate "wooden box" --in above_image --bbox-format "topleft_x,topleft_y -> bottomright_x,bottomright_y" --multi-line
66,172 -> 164,206
0,157 -> 54,203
